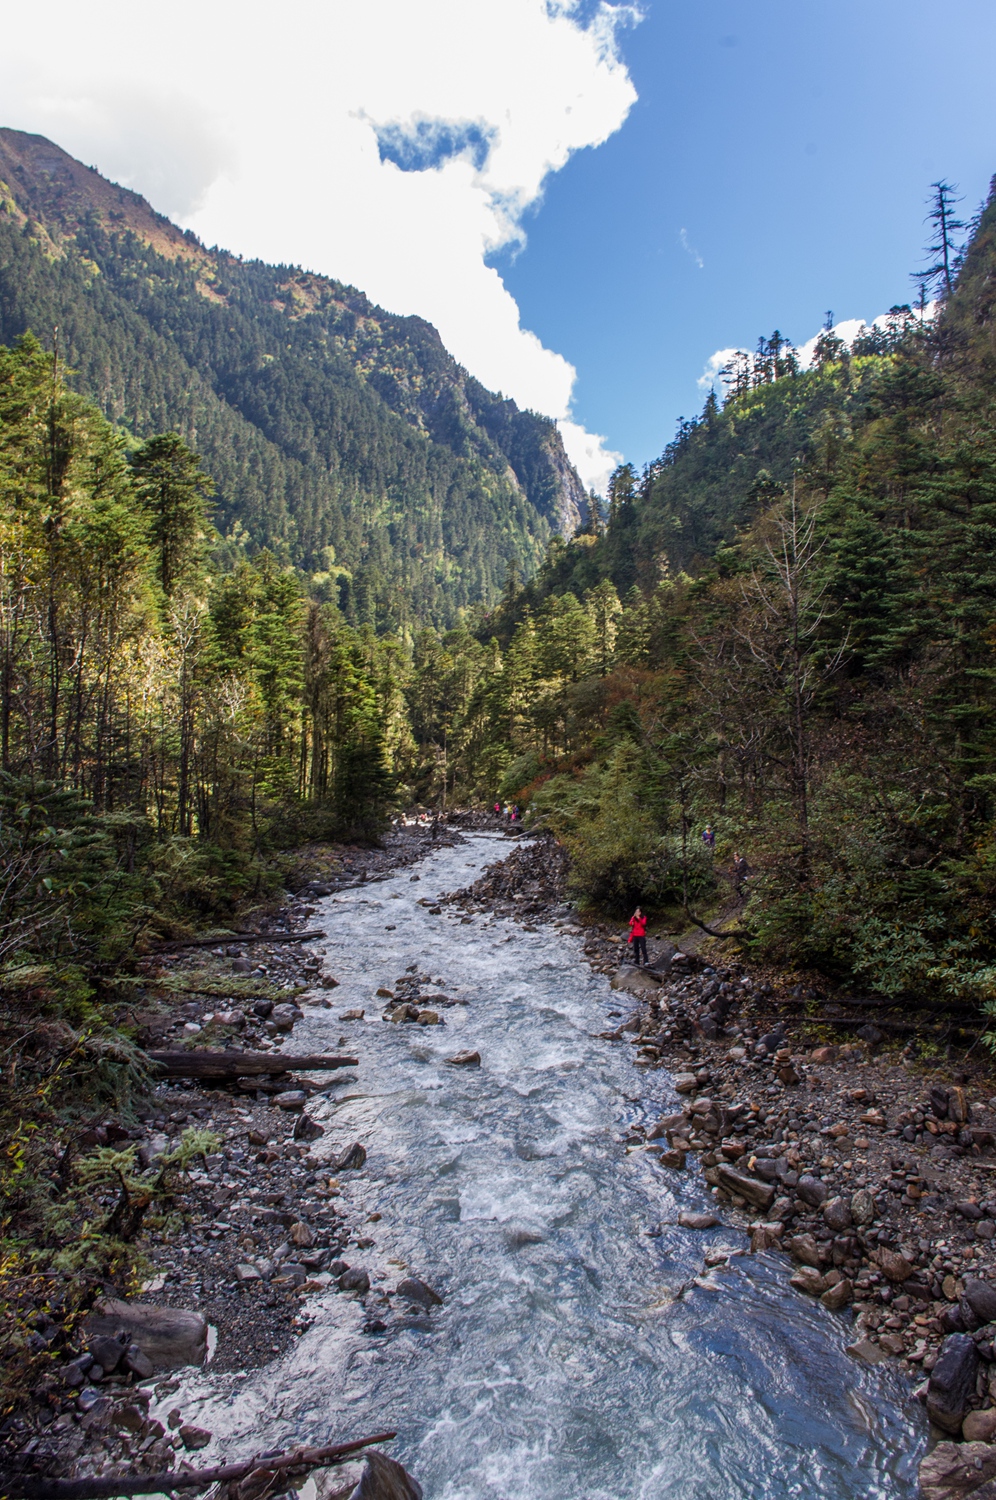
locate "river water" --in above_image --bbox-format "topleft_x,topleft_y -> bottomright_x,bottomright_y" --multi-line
178,832 -> 925,1498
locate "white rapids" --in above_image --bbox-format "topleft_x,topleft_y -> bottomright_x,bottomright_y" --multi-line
165,831 -> 925,1498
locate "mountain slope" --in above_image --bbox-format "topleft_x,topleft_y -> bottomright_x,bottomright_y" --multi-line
0,127 -> 587,627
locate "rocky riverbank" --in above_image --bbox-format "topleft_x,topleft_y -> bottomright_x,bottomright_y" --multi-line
1,819 -> 461,1494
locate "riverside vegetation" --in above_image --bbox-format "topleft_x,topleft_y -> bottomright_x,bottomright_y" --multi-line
5,131 -> 996,1491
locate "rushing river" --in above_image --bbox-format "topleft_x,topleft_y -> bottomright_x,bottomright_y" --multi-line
176,832 -> 925,1498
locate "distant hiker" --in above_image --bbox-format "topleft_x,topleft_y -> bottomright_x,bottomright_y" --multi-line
732,850 -> 749,893
628,906 -> 648,966
494,801 -> 501,816
702,825 -> 715,851
511,804 -> 520,822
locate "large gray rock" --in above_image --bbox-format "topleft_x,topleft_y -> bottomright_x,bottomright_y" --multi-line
919,1441 -> 996,1500
85,1299 -> 207,1371
926,1334 -> 981,1434
350,1450 -> 423,1500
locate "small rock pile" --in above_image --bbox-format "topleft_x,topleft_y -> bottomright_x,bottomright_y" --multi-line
441,836 -> 568,925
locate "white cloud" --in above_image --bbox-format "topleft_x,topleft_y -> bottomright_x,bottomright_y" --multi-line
679,227 -> 704,270
0,0 -> 639,495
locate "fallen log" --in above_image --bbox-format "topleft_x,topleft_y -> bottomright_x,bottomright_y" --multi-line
5,1432 -> 396,1500
151,930 -> 325,952
146,1049 -> 359,1079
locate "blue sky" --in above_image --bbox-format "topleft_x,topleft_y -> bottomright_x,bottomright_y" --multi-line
497,0 -> 996,471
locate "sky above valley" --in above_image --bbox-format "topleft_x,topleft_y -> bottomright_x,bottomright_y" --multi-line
3,1 -> 996,493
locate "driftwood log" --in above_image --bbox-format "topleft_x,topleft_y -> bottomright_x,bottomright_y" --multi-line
146,1050 -> 358,1079
4,1433 -> 397,1500
151,930 -> 325,952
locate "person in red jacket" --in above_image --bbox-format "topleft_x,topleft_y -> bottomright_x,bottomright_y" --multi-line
628,906 -> 648,966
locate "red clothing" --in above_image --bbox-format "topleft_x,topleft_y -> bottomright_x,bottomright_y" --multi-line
628,913 -> 647,941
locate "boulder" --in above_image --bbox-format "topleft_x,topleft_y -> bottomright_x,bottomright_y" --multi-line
334,1142 -> 367,1172
786,1234 -> 822,1269
351,1450 -> 424,1500
964,1278 -> 996,1325
293,1113 -> 325,1142
179,1424 -> 211,1451
919,1441 -> 996,1500
85,1300 -> 207,1371
850,1189 -> 876,1226
877,1248 -> 914,1284
396,1276 -> 443,1309
445,1050 -> 481,1067
822,1197 -> 852,1232
847,1338 -> 888,1366
714,1164 -> 776,1211
272,1091 -> 307,1112
820,1279 -> 853,1311
339,1267 -> 371,1294
927,1334 -> 981,1434
673,1074 -> 698,1095
790,1267 -> 828,1296
796,1175 -> 829,1208
964,1409 -> 996,1443
678,1211 -> 719,1230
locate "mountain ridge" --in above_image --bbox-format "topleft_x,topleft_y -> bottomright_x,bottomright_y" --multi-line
0,127 -> 588,626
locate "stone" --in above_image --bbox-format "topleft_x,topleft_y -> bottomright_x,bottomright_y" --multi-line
659,1149 -> 686,1169
964,1278 -> 996,1325
272,1091 -> 307,1112
271,1004 -> 299,1032
87,1333 -> 127,1374
809,1046 -> 837,1063
234,1264 -> 260,1283
786,1234 -> 822,1269
293,1113 -> 325,1142
750,1225 -> 781,1252
179,1424 -> 212,1450
919,1441 -> 996,1500
123,1342 -> 154,1379
878,1333 -> 906,1355
339,1267 -> 371,1294
396,1276 -> 444,1309
673,1073 -> 698,1094
964,1409 -> 996,1443
417,1011 -> 440,1026
790,1267 -> 828,1296
289,1221 -> 316,1247
847,1338 -> 888,1366
850,1189 -> 876,1226
927,1334 -> 981,1434
714,1164 -> 776,1211
877,1249 -> 914,1284
445,1050 -> 481,1067
85,1299 -> 208,1371
351,1450 -> 425,1500
796,1175 -> 829,1208
820,1279 -> 853,1311
334,1142 -> 367,1172
822,1197 -> 852,1232
678,1211 -> 719,1229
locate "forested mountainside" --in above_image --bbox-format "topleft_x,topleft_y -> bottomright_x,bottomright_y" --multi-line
0,128 -> 587,628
